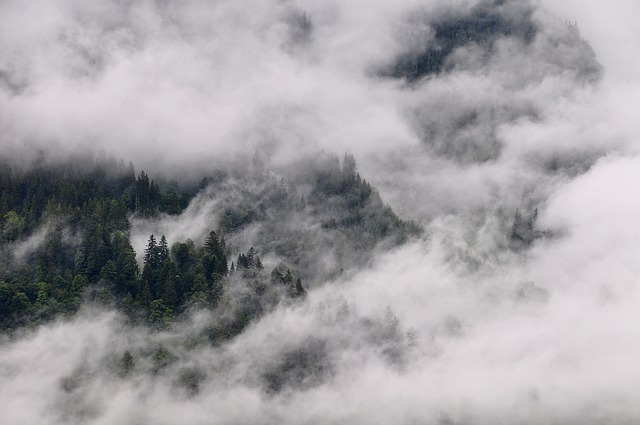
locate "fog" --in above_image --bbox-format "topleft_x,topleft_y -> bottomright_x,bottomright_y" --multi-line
2,0 -> 640,423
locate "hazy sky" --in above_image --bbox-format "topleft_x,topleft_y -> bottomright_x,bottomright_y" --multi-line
2,0 -> 640,423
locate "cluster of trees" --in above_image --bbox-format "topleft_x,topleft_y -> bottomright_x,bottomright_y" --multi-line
131,230 -> 307,331
0,155 -> 191,241
302,153 -> 422,254
214,152 -> 422,283
0,155 -> 193,329
0,152 -> 419,334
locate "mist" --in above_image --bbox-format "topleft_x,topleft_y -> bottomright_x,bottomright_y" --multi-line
2,0 -> 640,423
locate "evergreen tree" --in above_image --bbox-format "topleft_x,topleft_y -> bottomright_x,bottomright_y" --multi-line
113,232 -> 138,295
204,230 -> 228,275
148,299 -> 174,330
172,239 -> 196,273
342,152 -> 358,185
100,260 -> 117,282
204,231 -> 220,254
2,211 -> 24,242
144,234 -> 158,268
247,247 -> 256,267
159,235 -> 169,263
292,277 -> 306,298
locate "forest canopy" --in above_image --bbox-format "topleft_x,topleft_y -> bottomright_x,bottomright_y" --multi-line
0,152 -> 421,333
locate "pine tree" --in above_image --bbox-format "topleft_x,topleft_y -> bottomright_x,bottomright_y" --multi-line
191,273 -> 207,294
100,260 -> 118,282
204,231 -> 220,254
237,253 -> 248,269
148,299 -> 174,330
210,279 -> 223,307
135,171 -> 150,214
144,234 -> 158,268
113,233 -> 138,295
341,153 -> 358,188
247,247 -> 256,267
204,231 -> 228,275
71,274 -> 88,294
159,235 -> 169,263
292,277 -> 306,298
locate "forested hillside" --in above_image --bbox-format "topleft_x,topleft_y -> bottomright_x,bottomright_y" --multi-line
0,152 -> 421,333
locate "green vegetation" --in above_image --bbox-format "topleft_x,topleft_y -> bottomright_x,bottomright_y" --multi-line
0,152 -> 421,334
0,154 -> 192,329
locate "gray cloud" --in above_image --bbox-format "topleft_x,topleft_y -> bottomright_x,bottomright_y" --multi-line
2,0 -> 640,423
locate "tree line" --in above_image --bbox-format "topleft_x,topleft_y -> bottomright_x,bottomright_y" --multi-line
0,152 -> 422,333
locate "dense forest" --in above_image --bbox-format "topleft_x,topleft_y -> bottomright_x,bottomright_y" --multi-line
0,152 -> 422,335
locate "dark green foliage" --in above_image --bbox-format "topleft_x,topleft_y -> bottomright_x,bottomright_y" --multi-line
141,234 -> 180,308
204,231 -> 228,276
148,299 -> 174,330
160,188 -> 181,215
2,211 -> 24,242
0,151 -> 417,337
144,234 -> 158,269
127,171 -> 160,217
112,232 -> 138,295
123,230 -> 232,320
0,153 -> 134,236
171,239 -> 196,272
0,155 -> 192,331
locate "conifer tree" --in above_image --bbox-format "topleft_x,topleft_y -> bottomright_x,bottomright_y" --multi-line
159,235 -> 169,263
144,234 -> 158,268
292,277 -> 306,298
247,247 -> 256,267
